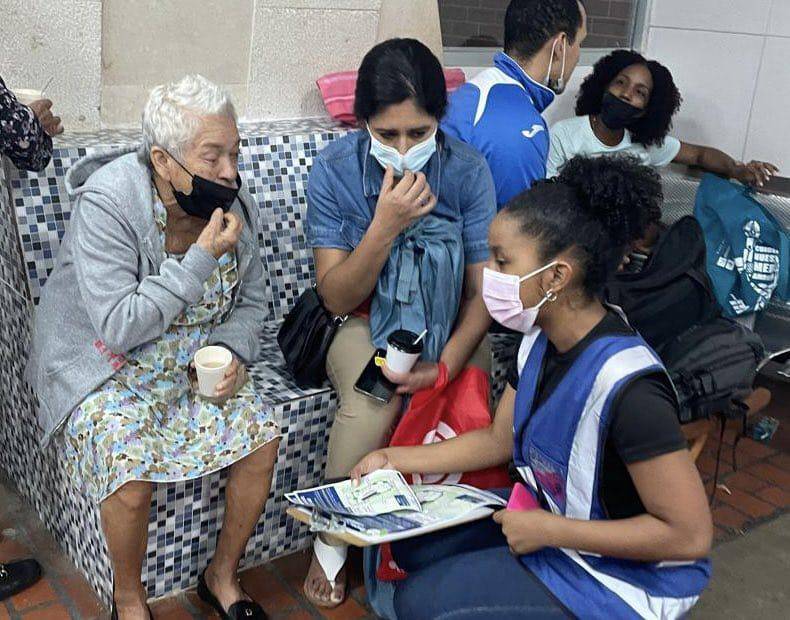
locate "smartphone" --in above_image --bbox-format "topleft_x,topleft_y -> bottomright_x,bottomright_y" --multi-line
354,350 -> 397,404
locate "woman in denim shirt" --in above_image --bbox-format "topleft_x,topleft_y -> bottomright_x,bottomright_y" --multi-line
303,39 -> 496,607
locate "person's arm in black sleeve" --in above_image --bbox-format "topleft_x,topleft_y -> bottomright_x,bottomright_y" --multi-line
610,373 -> 688,464
0,77 -> 53,172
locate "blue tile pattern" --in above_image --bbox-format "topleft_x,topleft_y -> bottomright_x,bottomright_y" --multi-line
0,117 -> 661,606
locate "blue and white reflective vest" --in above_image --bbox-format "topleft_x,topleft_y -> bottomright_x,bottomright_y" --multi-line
513,329 -> 711,619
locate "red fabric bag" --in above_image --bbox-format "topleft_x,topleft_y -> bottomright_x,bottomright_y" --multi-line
376,363 -> 511,581
316,68 -> 466,125
389,363 -> 511,488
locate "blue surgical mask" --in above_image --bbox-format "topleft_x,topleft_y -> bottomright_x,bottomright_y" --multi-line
368,127 -> 437,175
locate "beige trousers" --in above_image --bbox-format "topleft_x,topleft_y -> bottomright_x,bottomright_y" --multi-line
323,317 -> 492,479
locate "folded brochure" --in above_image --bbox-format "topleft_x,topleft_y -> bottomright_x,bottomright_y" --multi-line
285,470 -> 506,546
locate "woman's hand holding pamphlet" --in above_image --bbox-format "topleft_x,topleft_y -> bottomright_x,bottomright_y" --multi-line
285,470 -> 506,546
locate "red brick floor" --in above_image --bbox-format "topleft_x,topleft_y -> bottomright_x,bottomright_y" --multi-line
1,380 -> 787,619
699,379 -> 790,542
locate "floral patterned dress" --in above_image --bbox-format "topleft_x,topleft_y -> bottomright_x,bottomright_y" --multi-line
63,192 -> 279,502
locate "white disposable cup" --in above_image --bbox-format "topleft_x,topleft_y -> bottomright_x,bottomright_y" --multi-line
385,344 -> 421,374
12,89 -> 44,106
194,345 -> 233,397
385,330 -> 422,374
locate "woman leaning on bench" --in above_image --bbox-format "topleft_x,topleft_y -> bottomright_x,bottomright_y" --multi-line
26,75 -> 277,620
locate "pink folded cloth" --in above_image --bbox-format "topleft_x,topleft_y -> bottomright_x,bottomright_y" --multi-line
317,68 -> 467,125
506,482 -> 540,511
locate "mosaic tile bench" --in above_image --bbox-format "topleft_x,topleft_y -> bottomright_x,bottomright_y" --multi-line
0,118 -> 519,605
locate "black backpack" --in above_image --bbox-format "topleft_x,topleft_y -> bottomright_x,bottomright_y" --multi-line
605,216 -> 721,349
657,318 -> 765,423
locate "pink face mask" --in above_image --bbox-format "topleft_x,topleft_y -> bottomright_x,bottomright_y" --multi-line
482,262 -> 558,333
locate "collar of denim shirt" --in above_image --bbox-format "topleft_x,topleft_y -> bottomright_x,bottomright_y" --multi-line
360,128 -> 444,200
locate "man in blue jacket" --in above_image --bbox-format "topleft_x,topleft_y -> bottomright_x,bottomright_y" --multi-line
443,0 -> 587,209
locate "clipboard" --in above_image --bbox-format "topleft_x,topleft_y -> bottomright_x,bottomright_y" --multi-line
286,507 -> 374,547
286,502 -> 502,547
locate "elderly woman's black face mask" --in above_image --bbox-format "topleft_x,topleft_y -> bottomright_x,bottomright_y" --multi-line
166,151 -> 241,220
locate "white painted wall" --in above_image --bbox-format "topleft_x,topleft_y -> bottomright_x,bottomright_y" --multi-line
458,0 -> 790,170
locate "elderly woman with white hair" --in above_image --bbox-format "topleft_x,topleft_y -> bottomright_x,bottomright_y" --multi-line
26,75 -> 278,620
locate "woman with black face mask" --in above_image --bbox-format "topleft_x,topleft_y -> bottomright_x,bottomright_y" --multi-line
546,49 -> 778,186
26,74 -> 280,619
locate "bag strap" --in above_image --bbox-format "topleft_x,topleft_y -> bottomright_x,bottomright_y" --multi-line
311,283 -> 348,325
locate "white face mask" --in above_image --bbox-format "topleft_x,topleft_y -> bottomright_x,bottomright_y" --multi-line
368,127 -> 437,176
544,36 -> 568,95
482,262 -> 558,333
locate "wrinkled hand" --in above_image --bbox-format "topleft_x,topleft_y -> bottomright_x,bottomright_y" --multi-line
349,450 -> 394,484
734,160 -> 779,188
196,209 -> 242,258
381,360 -> 439,395
372,166 -> 437,239
213,356 -> 247,399
28,99 -> 63,136
493,509 -> 553,555
190,356 -> 247,403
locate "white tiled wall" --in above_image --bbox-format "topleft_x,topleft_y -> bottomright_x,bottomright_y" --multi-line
459,0 -> 790,170
647,0 -> 790,169
743,36 -> 790,168
650,0 -> 772,35
768,0 -> 790,37
646,28 -> 764,158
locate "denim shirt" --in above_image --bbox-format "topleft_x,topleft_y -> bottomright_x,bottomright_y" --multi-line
370,214 -> 464,361
306,129 -> 496,266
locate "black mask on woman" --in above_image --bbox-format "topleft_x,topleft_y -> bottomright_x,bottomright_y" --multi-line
599,91 -> 644,130
166,153 -> 241,220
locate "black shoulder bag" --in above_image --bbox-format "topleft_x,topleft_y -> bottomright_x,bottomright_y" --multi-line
277,286 -> 346,388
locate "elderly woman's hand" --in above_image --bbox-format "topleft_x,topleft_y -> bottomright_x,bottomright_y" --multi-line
196,208 -> 243,259
212,356 -> 248,400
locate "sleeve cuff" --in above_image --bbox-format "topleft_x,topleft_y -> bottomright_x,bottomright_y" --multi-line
183,244 -> 218,278
181,244 -> 219,299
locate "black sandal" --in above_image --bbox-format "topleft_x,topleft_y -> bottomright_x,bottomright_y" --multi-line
197,569 -> 267,619
0,559 -> 42,602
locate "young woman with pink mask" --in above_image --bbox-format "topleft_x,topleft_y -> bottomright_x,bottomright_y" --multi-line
351,155 -> 713,619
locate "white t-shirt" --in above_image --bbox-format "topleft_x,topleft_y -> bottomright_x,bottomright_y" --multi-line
546,115 -> 682,177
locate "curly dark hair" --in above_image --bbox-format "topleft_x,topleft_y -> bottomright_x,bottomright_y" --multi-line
504,0 -> 585,59
575,49 -> 682,147
504,155 -> 663,298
